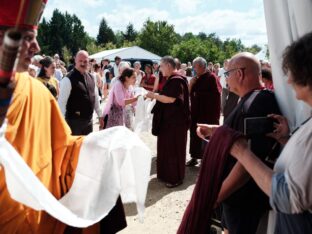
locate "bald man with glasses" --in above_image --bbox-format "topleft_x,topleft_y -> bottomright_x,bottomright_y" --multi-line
197,52 -> 281,234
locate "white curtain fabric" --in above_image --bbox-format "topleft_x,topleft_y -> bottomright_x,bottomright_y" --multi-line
0,121 -> 151,228
263,0 -> 312,129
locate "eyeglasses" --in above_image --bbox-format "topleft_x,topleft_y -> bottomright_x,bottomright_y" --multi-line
224,67 -> 246,78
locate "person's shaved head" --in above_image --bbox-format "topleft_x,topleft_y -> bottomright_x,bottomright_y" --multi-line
229,52 -> 261,78
226,52 -> 262,96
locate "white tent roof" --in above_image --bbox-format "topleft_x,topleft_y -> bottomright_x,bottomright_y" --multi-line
89,46 -> 161,63
254,47 -> 267,61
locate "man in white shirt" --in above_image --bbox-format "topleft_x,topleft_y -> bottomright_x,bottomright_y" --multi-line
58,50 -> 103,135
113,56 -> 121,77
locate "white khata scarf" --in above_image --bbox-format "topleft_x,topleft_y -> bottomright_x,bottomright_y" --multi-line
0,121 -> 151,227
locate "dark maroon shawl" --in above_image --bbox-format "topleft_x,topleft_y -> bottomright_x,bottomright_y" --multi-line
177,126 -> 243,234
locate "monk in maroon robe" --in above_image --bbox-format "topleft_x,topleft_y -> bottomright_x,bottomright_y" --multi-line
147,56 -> 190,188
178,126 -> 243,234
187,57 -> 221,167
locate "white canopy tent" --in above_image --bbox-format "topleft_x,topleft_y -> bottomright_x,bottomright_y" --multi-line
255,46 -> 267,61
89,46 -> 161,63
263,0 -> 312,129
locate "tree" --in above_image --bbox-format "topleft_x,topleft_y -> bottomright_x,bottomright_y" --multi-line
222,38 -> 245,59
171,34 -> 253,64
96,18 -> 116,45
37,17 -> 51,54
182,32 -> 195,41
197,32 -> 207,40
62,46 -> 72,65
122,23 -> 138,42
137,19 -> 178,56
38,11 -> 263,65
37,10 -> 89,59
86,36 -> 105,55
48,9 -> 66,56
115,31 -> 124,47
245,44 -> 262,55
171,38 -> 209,63
70,14 -> 89,54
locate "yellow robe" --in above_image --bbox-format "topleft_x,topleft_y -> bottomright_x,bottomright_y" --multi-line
0,72 -> 84,233
35,76 -> 59,91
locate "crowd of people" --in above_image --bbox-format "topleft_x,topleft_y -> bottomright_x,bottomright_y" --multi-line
0,0 -> 312,234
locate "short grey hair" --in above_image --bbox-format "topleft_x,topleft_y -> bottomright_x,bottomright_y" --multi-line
160,56 -> 176,69
118,61 -> 131,74
193,57 -> 207,68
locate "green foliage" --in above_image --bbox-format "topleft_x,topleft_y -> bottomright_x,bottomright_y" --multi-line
38,10 -> 264,64
171,38 -> 209,63
37,9 -> 89,59
222,38 -> 245,59
103,42 -> 117,50
62,46 -> 72,65
86,37 -> 106,55
137,19 -> 178,56
171,35 -> 249,64
122,23 -> 138,42
96,18 -> 116,45
182,32 -> 195,41
198,32 -> 207,40
37,17 -> 50,55
115,31 -> 124,47
245,44 -> 262,54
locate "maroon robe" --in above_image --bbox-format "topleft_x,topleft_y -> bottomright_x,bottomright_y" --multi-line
177,126 -> 243,234
152,74 -> 190,184
190,71 -> 221,159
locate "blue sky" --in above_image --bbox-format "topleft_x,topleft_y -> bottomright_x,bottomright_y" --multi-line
43,0 -> 267,46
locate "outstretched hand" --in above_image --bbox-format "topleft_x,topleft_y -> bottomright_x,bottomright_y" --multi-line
145,91 -> 155,99
196,123 -> 219,139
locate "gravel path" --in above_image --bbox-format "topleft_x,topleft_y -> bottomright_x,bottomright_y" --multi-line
119,131 -> 200,234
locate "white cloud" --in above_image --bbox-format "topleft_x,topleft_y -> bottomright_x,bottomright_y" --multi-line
43,1 -> 268,46
97,6 -> 267,46
173,0 -> 203,14
80,0 -> 103,7
97,6 -> 170,33
171,9 -> 267,46
81,18 -> 99,38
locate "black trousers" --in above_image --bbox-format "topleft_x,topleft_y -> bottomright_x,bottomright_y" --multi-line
66,118 -> 93,136
189,121 -> 205,159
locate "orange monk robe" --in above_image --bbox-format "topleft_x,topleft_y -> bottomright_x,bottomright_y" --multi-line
0,72 -> 97,233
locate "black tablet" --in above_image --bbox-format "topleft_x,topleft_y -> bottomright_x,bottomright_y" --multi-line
244,116 -> 275,136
